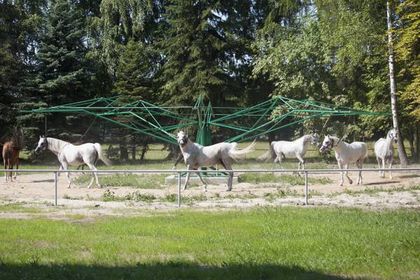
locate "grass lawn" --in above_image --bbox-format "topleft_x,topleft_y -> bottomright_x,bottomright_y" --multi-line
0,207 -> 418,279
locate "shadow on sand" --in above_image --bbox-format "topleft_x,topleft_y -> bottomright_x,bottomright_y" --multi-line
0,262 -> 353,280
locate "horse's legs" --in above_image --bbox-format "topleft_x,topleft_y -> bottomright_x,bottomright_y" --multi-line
376,157 -> 382,177
345,163 -> 353,185
196,170 -> 207,192
356,160 -> 363,185
381,158 -> 386,178
61,162 -> 72,188
276,155 -> 283,170
4,159 -> 8,182
86,163 -> 99,188
183,164 -> 191,190
221,160 -> 234,191
296,154 -> 305,176
337,161 -> 344,186
7,160 -> 12,182
14,156 -> 19,180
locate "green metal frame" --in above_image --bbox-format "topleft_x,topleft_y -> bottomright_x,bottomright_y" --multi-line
26,95 -> 387,145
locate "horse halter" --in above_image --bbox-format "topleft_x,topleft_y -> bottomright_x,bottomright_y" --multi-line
177,133 -> 189,147
320,136 -> 335,153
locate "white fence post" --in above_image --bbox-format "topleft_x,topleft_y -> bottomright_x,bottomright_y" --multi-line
54,171 -> 58,206
177,171 -> 182,207
304,171 -> 309,205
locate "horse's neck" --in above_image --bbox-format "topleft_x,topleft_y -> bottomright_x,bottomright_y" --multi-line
301,135 -> 312,146
384,135 -> 394,149
333,137 -> 347,151
47,138 -> 70,155
293,136 -> 309,152
180,139 -> 199,155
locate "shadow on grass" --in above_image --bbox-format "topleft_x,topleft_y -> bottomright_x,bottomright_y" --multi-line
0,262 -> 351,280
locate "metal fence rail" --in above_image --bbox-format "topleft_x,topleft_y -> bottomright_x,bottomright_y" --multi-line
1,168 -> 420,207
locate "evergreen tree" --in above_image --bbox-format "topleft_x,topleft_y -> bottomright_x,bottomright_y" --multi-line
36,0 -> 94,104
114,40 -> 160,100
159,0 -> 230,105
0,2 -> 26,131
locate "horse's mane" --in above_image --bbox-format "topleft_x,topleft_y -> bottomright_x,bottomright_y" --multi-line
46,137 -> 71,154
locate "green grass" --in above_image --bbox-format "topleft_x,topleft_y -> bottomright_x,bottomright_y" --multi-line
0,203 -> 42,213
0,208 -> 419,279
101,189 -> 157,202
239,173 -> 332,185
74,174 -> 167,189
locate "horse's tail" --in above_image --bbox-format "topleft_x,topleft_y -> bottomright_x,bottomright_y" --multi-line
94,143 -> 112,166
257,142 -> 276,162
228,140 -> 256,161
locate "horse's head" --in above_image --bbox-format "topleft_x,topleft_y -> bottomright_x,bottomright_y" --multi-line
177,131 -> 189,147
319,135 -> 334,153
388,129 -> 398,143
34,136 -> 48,153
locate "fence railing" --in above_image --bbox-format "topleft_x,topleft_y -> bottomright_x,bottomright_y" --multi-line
1,168 -> 420,207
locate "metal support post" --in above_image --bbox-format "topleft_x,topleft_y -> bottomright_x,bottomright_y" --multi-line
54,171 -> 58,206
304,171 -> 309,205
177,172 -> 182,207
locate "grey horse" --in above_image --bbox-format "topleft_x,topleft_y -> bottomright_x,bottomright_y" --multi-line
177,131 -> 255,191
35,136 -> 111,188
374,128 -> 397,179
320,135 -> 368,186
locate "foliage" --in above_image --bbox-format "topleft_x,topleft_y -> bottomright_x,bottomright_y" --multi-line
395,0 -> 420,122
113,40 -> 161,100
36,0 -> 94,103
159,0 -> 229,105
0,0 -> 419,161
91,0 -> 152,76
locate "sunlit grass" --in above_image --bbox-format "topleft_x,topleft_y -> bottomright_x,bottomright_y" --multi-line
74,174 -> 167,189
0,208 -> 418,279
238,173 -> 332,185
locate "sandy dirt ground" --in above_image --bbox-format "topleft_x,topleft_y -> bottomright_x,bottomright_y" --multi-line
0,168 -> 419,220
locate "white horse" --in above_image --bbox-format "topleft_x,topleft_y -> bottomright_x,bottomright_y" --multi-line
319,135 -> 368,186
177,131 -> 255,191
34,136 -> 111,188
259,133 -> 319,171
374,128 -> 397,179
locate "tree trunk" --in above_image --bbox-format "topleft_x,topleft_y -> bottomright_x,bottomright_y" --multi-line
387,1 -> 409,166
119,136 -> 128,162
131,144 -> 136,160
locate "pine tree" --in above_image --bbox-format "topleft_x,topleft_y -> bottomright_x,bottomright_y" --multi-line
36,0 -> 93,104
114,40 -> 160,100
159,0 -> 229,105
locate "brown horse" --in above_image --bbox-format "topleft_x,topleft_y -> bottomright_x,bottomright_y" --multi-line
2,140 -> 21,182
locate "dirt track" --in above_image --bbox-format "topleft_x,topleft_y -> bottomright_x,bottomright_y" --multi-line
0,169 -> 419,219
